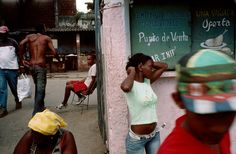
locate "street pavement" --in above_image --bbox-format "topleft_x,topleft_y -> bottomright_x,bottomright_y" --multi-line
0,71 -> 105,154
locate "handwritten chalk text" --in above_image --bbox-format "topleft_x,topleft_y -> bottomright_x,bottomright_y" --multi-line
138,32 -> 188,46
151,46 -> 176,61
202,18 -> 231,32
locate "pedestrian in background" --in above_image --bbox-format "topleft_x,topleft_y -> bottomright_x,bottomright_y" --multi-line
0,25 -> 22,118
19,24 -> 61,115
158,49 -> 236,154
14,109 -> 77,154
121,53 -> 168,154
56,54 -> 96,109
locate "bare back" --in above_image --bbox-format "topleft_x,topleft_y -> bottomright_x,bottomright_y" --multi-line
20,33 -> 56,67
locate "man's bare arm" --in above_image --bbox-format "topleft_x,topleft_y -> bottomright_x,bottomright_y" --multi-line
47,37 -> 61,62
19,37 -> 29,66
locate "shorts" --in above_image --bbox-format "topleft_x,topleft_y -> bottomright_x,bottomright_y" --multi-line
71,80 -> 87,93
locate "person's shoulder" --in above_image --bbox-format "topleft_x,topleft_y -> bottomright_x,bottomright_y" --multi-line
40,34 -> 51,39
39,34 -> 52,42
20,130 -> 33,140
158,120 -> 204,154
63,130 -> 74,137
60,130 -> 77,153
8,38 -> 18,44
91,63 -> 96,68
6,38 -> 18,47
23,34 -> 36,41
158,130 -> 189,154
144,78 -> 150,83
61,129 -> 74,137
90,64 -> 96,71
61,130 -> 76,143
26,34 -> 36,38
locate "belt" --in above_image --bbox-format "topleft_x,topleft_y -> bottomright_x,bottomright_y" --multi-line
128,123 -> 166,140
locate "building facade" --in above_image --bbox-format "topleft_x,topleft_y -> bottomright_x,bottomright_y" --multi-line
98,0 -> 236,153
0,0 -> 95,72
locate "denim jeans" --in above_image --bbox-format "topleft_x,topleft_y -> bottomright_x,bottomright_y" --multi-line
126,129 -> 160,154
0,69 -> 19,109
29,66 -> 47,115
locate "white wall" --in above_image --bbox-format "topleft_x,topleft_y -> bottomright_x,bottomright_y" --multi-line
102,0 -> 130,153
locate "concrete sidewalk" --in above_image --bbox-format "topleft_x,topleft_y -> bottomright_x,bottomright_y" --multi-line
0,71 -> 105,154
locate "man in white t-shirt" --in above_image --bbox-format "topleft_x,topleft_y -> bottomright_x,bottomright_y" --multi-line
56,54 -> 96,109
0,26 -> 22,118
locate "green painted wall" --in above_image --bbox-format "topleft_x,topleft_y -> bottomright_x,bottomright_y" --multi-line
130,4 -> 235,70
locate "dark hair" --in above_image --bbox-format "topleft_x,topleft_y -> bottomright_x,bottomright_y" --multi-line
35,24 -> 46,33
88,53 -> 96,60
125,53 -> 152,70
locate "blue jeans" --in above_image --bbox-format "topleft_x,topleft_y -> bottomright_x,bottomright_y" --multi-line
0,69 -> 19,109
29,66 -> 47,115
126,129 -> 160,154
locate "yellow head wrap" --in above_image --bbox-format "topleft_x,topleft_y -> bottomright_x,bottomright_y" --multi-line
28,109 -> 67,135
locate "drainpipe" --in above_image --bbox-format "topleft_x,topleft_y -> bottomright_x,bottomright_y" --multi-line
95,0 -> 107,145
54,0 -> 59,28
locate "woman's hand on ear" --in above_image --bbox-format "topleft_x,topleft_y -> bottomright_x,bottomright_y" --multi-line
121,66 -> 136,92
150,62 -> 168,83
127,66 -> 135,75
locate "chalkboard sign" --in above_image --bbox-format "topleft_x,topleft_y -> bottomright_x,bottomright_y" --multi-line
192,8 -> 234,57
130,5 -> 191,69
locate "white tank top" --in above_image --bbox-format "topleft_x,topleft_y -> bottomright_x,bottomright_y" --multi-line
0,46 -> 19,69
125,78 -> 158,125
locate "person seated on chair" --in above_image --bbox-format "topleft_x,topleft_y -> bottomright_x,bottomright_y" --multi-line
56,54 -> 96,110
14,109 -> 77,154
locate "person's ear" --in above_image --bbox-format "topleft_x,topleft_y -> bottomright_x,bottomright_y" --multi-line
138,63 -> 143,72
172,92 -> 185,109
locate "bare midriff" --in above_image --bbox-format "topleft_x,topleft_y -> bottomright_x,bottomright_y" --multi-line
131,122 -> 157,135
